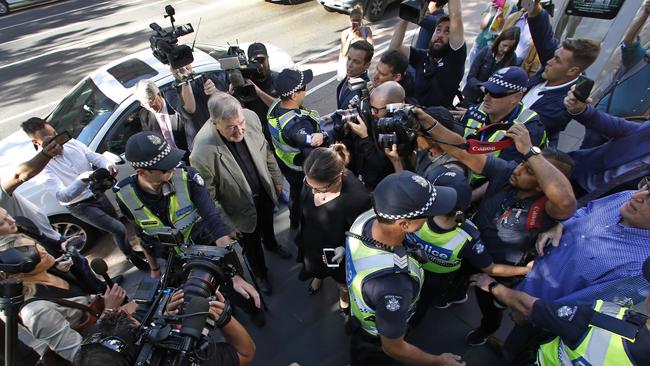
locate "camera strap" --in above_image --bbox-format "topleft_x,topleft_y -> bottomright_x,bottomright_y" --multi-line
429,138 -> 514,155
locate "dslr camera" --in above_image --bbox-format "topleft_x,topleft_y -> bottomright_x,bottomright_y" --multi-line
376,104 -> 420,156
218,44 -> 263,103
333,77 -> 372,137
149,5 -> 195,69
87,168 -> 116,193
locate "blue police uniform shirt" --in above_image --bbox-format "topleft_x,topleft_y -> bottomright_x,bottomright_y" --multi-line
409,44 -> 467,108
359,219 -> 418,339
530,299 -> 650,364
473,157 -> 556,265
277,106 -> 324,166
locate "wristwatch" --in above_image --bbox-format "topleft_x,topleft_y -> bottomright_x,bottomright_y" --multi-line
487,281 -> 500,294
523,146 -> 542,161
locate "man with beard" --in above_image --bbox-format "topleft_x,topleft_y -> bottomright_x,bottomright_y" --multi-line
389,0 -> 465,108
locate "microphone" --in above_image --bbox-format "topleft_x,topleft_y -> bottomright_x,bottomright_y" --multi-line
91,258 -> 127,302
178,297 -> 209,360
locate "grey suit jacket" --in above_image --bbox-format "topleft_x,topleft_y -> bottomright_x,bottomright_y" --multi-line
189,109 -> 283,233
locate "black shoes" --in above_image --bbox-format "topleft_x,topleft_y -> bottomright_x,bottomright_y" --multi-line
466,329 -> 490,346
268,245 -> 292,259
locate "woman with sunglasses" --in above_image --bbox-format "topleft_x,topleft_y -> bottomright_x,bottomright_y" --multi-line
336,6 -> 374,81
295,144 -> 371,314
0,207 -> 127,363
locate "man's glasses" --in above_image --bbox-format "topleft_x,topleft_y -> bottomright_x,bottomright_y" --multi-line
638,176 -> 650,207
303,175 -> 340,193
81,334 -> 127,354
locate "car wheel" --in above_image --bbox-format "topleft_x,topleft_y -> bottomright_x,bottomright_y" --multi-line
364,0 -> 385,22
0,1 -> 9,16
322,5 -> 335,12
50,215 -> 98,253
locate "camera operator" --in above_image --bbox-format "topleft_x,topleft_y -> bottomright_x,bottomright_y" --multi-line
389,0 -> 465,108
268,68 -> 328,229
113,132 -> 264,324
73,290 -> 255,366
345,81 -> 403,190
242,42 -> 279,144
337,40 -> 373,110
20,118 -> 149,272
0,217 -> 127,363
416,107 -> 576,346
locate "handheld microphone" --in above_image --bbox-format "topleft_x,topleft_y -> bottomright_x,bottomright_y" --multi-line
91,258 -> 128,302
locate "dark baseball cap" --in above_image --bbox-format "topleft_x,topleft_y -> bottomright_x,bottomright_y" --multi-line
276,68 -> 314,98
480,66 -> 529,95
429,167 -> 471,212
125,132 -> 185,171
247,42 -> 268,60
373,171 -> 457,220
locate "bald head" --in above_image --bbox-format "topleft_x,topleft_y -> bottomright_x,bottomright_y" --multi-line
372,81 -> 405,104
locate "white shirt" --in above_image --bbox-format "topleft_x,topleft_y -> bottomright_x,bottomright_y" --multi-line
37,138 -> 111,205
153,101 -> 177,147
0,180 -> 61,240
521,77 -> 579,108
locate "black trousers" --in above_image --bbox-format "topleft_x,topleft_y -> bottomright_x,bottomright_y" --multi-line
278,162 -> 304,229
350,329 -> 402,366
239,192 -> 280,278
475,286 -> 504,334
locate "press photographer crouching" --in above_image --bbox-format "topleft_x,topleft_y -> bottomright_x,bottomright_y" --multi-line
0,210 -> 127,364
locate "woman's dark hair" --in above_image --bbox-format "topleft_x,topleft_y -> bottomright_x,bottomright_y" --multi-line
303,143 -> 349,183
492,27 -> 520,65
73,312 -> 139,366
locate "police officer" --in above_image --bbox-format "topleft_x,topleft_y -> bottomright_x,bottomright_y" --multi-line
345,171 -> 465,366
470,257 -> 650,366
113,132 -> 263,323
267,67 -> 327,228
459,67 -> 547,174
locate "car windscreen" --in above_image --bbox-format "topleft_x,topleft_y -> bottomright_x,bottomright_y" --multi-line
47,78 -> 117,145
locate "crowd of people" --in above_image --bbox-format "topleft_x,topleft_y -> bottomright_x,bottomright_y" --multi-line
1,0 -> 650,365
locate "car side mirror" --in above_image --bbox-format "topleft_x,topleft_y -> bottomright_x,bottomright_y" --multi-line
102,151 -> 125,165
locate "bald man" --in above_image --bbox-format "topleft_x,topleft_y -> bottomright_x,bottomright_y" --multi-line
344,81 -> 406,189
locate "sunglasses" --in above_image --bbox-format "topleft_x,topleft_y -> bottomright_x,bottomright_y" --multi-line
638,177 -> 650,208
81,334 -> 128,354
482,89 -> 519,99
303,175 -> 341,193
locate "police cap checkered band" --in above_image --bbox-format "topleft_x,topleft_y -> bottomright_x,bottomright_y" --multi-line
131,143 -> 171,168
486,75 -> 527,92
373,171 -> 457,220
280,70 -> 305,98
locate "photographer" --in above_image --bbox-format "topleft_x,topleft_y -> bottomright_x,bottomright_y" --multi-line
268,68 -> 327,229
389,0 -> 465,108
114,132 -> 264,325
243,42 -> 280,144
21,118 -> 149,272
0,214 -> 127,363
344,81 -> 403,190
416,107 -> 576,346
73,290 -> 255,366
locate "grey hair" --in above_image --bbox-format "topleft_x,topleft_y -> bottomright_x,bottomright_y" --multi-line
134,80 -> 160,103
208,93 -> 242,122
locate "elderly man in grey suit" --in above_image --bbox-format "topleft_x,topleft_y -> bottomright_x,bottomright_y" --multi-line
190,93 -> 291,295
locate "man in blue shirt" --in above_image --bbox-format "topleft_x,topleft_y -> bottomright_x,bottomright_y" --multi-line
389,0 -> 465,108
522,182 -> 650,305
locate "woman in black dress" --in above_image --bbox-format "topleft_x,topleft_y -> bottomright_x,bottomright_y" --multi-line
296,144 -> 371,313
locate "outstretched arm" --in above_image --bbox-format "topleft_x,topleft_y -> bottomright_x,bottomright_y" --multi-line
471,273 -> 538,317
623,1 -> 650,44
2,139 -> 61,195
389,19 -> 410,58
447,0 -> 465,50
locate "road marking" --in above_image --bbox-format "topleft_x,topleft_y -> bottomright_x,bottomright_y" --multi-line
0,0 -> 176,47
0,0 -> 115,32
0,102 -> 59,123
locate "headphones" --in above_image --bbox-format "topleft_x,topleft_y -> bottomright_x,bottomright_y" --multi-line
0,246 -> 41,274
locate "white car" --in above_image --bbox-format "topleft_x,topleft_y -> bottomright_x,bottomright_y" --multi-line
0,44 -> 293,250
